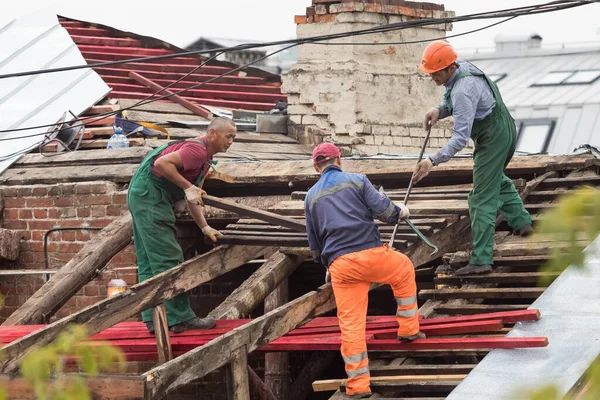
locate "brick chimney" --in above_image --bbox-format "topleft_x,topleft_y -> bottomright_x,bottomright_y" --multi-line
282,0 -> 456,156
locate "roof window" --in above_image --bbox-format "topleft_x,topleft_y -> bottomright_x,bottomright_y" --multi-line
532,70 -> 600,86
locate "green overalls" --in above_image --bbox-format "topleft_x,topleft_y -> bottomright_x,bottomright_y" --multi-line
126,139 -> 210,325
445,71 -> 532,265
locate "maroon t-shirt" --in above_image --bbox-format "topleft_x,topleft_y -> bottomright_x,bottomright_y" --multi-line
151,138 -> 212,184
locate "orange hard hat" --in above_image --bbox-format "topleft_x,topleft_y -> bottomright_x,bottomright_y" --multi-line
418,40 -> 458,73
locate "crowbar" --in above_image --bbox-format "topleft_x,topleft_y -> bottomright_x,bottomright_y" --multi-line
379,185 -> 438,255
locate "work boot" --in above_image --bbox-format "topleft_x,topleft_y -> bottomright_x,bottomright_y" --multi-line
454,263 -> 492,276
145,321 -> 155,335
517,224 -> 534,237
345,392 -> 373,399
398,331 -> 426,342
170,317 -> 216,333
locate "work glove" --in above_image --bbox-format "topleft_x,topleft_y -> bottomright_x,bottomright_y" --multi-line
325,270 -> 331,284
202,225 -> 223,243
184,185 -> 206,206
412,158 -> 433,184
423,108 -> 440,130
398,202 -> 410,220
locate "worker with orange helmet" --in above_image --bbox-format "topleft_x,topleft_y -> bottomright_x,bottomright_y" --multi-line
412,40 -> 533,275
305,143 -> 425,399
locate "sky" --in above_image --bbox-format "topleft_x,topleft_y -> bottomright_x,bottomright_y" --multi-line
2,0 -> 600,50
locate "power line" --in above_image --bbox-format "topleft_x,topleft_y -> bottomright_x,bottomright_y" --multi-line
0,0 -> 595,144
0,0 -> 593,81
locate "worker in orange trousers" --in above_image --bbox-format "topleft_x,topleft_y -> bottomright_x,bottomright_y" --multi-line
305,143 -> 426,398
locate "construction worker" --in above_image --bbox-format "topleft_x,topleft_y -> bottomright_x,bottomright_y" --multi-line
127,117 -> 237,333
413,40 -> 533,276
305,143 -> 426,399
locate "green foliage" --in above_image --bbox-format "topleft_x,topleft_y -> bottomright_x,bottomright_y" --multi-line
19,324 -> 125,400
534,186 -> 600,285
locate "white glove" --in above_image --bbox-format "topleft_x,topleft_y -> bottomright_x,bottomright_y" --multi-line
184,185 -> 206,205
398,203 -> 410,220
202,225 -> 223,243
325,270 -> 331,284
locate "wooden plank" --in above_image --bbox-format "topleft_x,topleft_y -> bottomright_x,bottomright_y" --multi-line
0,270 -> 58,276
226,346 -> 250,400
166,128 -> 299,144
248,366 -> 278,400
433,272 -> 560,285
213,154 -> 594,186
146,139 -> 313,156
370,364 -> 476,376
13,147 -> 151,168
419,288 -> 546,300
289,352 -> 334,400
202,194 -> 307,232
119,98 -> 194,115
313,375 -> 467,392
208,251 -> 303,320
0,374 -> 144,400
433,304 -> 530,315
143,284 -> 338,399
41,138 -> 145,152
539,175 -> 600,189
3,214 -> 134,326
0,245 -> 269,373
152,304 -> 173,365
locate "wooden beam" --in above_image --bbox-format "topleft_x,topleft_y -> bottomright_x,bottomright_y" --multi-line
129,71 -> 212,119
264,274 -> 290,399
370,364 -> 476,376
202,194 -> 306,232
312,374 -> 468,392
289,352 -> 334,400
152,304 -> 173,365
143,284 -> 336,399
433,304 -> 530,315
0,245 -> 268,373
226,346 -> 250,400
208,251 -> 303,320
248,367 -> 278,400
13,147 -> 151,168
3,213 -> 134,326
0,374 -> 144,400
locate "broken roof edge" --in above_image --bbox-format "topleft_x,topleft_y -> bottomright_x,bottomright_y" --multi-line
57,15 -> 283,82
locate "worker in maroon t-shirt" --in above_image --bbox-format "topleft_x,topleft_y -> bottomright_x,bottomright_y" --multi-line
127,117 -> 237,334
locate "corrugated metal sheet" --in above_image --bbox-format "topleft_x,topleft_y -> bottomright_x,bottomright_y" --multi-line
466,46 -> 600,153
0,11 -> 111,175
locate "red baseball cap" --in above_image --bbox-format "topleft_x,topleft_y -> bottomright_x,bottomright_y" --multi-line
312,143 -> 341,165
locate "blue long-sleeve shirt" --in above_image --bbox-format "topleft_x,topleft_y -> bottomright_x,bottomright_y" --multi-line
304,165 -> 400,267
430,60 -> 496,166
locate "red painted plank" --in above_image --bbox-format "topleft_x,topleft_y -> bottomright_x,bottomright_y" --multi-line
64,27 -> 110,37
102,76 -> 282,94
421,309 -> 541,325
81,51 -> 201,66
71,36 -> 142,47
93,67 -> 267,85
85,58 -> 234,75
372,320 -> 504,339
59,21 -> 85,28
76,45 -> 174,57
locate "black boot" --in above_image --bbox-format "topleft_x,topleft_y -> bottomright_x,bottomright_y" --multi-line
170,317 -> 216,333
518,224 -> 534,237
454,263 -> 492,276
345,392 -> 373,399
145,321 -> 155,335
398,331 -> 426,342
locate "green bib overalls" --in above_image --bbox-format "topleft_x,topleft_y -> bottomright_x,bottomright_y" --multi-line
126,139 -> 209,325
445,71 -> 532,265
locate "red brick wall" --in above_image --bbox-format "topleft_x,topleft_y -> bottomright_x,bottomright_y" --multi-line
0,181 -> 133,322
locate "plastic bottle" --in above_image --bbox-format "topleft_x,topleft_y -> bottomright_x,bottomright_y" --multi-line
107,125 -> 130,149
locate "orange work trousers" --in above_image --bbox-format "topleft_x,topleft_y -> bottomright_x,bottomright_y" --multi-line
329,244 -> 419,395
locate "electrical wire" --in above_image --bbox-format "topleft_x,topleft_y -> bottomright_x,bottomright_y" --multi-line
0,0 -> 595,146
0,0 -> 593,81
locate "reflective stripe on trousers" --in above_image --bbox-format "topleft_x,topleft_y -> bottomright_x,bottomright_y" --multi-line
329,244 -> 419,395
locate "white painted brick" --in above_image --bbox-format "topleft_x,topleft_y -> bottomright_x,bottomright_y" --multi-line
383,136 -> 394,146
371,125 -> 391,136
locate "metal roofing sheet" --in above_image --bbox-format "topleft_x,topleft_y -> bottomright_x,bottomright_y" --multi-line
466,47 -> 600,108
447,235 -> 600,399
0,11 -> 110,175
